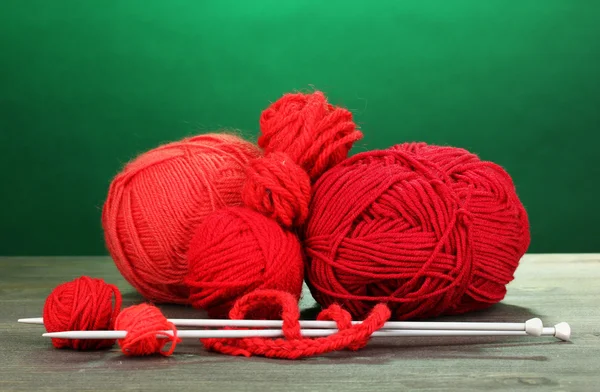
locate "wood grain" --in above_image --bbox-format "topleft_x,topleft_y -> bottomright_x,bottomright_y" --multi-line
1,255 -> 598,391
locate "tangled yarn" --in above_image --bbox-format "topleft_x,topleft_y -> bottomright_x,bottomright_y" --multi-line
201,289 -> 391,359
185,91 -> 362,315
102,133 -> 262,304
114,303 -> 180,356
304,143 -> 530,320
43,276 -> 122,350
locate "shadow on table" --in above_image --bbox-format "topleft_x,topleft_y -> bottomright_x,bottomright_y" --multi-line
120,288 -> 543,322
120,287 -> 322,318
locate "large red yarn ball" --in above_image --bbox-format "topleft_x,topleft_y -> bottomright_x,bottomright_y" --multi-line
102,134 -> 262,304
184,207 -> 304,318
303,143 -> 530,320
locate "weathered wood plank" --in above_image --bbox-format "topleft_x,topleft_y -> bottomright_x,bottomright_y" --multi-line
0,255 -> 598,391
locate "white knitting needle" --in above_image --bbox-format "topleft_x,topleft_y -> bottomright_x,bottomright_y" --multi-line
19,317 -> 545,334
42,322 -> 570,341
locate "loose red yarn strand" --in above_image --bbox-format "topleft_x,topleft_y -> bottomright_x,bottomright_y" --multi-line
201,289 -> 391,359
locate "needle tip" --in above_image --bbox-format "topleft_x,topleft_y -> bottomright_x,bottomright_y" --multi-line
525,318 -> 543,336
18,318 -> 43,324
554,322 -> 571,341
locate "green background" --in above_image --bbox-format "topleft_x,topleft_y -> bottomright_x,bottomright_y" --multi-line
1,0 -> 598,256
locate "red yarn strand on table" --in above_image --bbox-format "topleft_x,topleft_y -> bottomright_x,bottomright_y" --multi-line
201,289 -> 391,359
43,276 -> 122,350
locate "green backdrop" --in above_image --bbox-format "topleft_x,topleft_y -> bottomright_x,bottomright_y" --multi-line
1,0 -> 599,255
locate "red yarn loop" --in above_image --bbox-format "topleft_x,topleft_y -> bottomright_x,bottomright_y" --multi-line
242,91 -> 363,226
115,304 -> 180,357
201,289 -> 391,359
316,304 -> 369,350
43,276 -> 122,350
185,207 -> 304,318
229,289 -> 303,340
242,152 -> 311,227
304,143 -> 530,320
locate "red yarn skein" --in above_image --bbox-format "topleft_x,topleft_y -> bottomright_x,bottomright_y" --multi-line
115,303 -> 180,356
304,143 -> 530,320
184,207 -> 304,318
185,91 -> 363,316
242,90 -> 363,227
43,276 -> 122,350
102,134 -> 262,304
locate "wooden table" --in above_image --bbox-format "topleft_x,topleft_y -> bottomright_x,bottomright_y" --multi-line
1,255 -> 598,391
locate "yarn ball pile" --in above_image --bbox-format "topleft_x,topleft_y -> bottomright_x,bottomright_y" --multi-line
115,303 -> 180,356
102,133 -> 262,304
303,142 -> 530,320
43,276 -> 122,350
184,91 -> 362,315
39,90 -> 534,360
100,88 -> 530,329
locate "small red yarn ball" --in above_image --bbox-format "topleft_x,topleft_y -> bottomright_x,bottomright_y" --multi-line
257,90 -> 362,181
184,207 -> 304,318
304,143 -> 530,320
115,303 -> 180,356
43,276 -> 122,350
102,134 -> 262,304
242,91 -> 363,227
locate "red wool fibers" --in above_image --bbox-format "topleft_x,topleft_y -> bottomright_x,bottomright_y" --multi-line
242,90 -> 363,227
201,289 -> 390,359
115,304 -> 180,356
102,134 -> 262,304
184,207 -> 304,318
43,276 -> 122,350
304,143 -> 531,320
185,91 -> 363,315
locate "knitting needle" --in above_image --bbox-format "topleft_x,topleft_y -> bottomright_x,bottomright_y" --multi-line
19,317 -> 545,334
42,322 -> 570,341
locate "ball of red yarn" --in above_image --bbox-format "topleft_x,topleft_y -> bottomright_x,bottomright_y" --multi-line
242,90 -> 363,227
184,91 -> 362,316
114,303 -> 180,356
304,143 -> 530,320
185,207 -> 304,318
102,133 -> 262,304
43,276 -> 122,350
